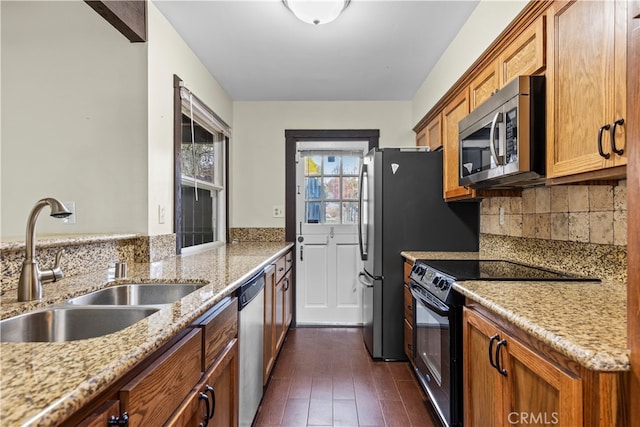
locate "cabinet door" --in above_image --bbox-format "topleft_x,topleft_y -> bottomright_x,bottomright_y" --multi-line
167,339 -> 239,427
443,89 -> 476,200
499,16 -> 546,86
205,339 -> 239,427
463,308 -> 505,427
263,265 -> 276,385
416,114 -> 443,151
274,278 -> 285,352
502,335 -> 583,426
120,329 -> 202,426
284,269 -> 293,329
469,63 -> 499,111
403,318 -> 413,362
547,0 -> 627,178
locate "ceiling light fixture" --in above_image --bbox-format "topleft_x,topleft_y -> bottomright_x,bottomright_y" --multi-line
283,0 -> 351,26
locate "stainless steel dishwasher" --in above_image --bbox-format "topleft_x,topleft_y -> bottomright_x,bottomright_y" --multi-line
237,270 -> 265,427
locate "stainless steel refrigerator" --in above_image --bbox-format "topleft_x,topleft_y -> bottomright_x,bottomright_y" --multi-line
357,148 -> 479,360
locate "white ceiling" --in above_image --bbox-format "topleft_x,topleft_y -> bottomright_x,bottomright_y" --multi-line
153,0 -> 479,101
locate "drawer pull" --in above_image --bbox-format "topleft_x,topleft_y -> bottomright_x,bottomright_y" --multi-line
610,118 -> 624,155
598,124 -> 611,159
198,392 -> 210,427
108,413 -> 129,426
205,385 -> 216,419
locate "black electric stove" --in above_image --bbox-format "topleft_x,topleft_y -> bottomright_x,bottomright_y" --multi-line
406,259 -> 598,427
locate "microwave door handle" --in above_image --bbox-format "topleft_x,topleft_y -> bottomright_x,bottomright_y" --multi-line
488,111 -> 503,166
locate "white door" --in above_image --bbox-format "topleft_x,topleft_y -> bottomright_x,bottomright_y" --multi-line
295,140 -> 368,325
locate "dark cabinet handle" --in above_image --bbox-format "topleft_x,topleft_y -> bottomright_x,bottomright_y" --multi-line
488,334 -> 499,370
610,118 -> 624,155
284,277 -> 290,291
598,124 -> 611,159
108,413 -> 129,426
407,304 -> 412,312
198,392 -> 210,427
278,267 -> 285,272
495,339 -> 508,377
205,385 -> 216,419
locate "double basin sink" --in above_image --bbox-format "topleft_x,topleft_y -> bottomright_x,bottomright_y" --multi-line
1,283 -> 205,343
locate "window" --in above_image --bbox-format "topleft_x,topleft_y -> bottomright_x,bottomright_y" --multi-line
302,152 -> 362,224
175,78 -> 229,254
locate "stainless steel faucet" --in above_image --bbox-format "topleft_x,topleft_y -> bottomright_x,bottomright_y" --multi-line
17,198 -> 72,301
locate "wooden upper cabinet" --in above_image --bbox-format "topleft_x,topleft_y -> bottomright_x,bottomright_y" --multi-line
546,0 -> 627,180
469,62 -> 499,111
443,89 -> 475,201
499,15 -> 546,86
416,113 -> 443,151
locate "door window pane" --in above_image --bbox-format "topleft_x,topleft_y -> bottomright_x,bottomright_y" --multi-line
305,177 -> 323,200
342,156 -> 360,174
323,156 -> 340,175
342,202 -> 358,224
305,156 -> 322,175
323,177 -> 340,199
302,152 -> 362,225
325,202 -> 341,224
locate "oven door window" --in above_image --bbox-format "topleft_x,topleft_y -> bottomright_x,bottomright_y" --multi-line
415,298 -> 449,387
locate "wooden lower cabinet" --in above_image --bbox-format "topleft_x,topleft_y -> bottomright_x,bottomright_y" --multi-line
166,339 -> 239,427
70,297 -> 239,427
263,265 -> 276,385
464,306 -> 628,426
263,250 -> 294,385
120,329 -> 204,426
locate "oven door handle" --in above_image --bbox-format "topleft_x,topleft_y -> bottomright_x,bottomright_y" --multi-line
409,284 -> 449,317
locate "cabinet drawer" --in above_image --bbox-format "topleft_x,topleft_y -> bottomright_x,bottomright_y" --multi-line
120,329 -> 202,426
404,319 -> 413,362
275,255 -> 287,283
404,285 -> 413,325
77,400 -> 121,427
198,297 -> 238,371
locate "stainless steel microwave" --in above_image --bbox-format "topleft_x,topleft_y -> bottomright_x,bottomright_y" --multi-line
459,75 -> 545,189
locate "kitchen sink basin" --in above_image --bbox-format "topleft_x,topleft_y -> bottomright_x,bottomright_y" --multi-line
0,306 -> 159,343
66,284 -> 205,306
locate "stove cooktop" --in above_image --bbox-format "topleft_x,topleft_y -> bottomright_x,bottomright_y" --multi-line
409,259 -> 600,304
418,259 -> 599,281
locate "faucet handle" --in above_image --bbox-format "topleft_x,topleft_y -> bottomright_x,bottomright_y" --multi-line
40,249 -> 65,284
54,249 -> 64,268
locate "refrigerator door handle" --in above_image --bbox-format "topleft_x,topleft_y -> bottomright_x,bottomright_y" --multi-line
358,164 -> 368,261
358,272 -> 374,288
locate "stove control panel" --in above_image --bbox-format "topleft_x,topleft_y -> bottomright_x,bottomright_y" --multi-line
409,261 -> 455,303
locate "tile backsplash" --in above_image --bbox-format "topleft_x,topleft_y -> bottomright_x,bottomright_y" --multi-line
481,181 -> 627,246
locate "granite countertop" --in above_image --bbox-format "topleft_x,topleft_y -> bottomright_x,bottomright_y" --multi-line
401,251 -> 629,372
0,241 -> 293,426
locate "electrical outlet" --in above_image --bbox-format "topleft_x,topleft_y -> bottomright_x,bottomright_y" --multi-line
63,201 -> 76,224
499,206 -> 505,226
158,205 -> 166,224
273,206 -> 284,218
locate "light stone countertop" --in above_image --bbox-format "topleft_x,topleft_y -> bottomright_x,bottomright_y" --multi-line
0,241 -> 293,427
401,251 -> 629,372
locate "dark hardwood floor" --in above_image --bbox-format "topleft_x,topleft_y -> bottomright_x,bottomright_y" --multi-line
255,327 -> 439,426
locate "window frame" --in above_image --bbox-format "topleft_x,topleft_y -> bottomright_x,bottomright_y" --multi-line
173,75 -> 230,254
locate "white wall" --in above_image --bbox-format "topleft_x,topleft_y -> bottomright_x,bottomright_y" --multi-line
231,101 -> 412,227
146,3 -> 233,236
1,1 -> 148,238
411,0 -> 528,125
